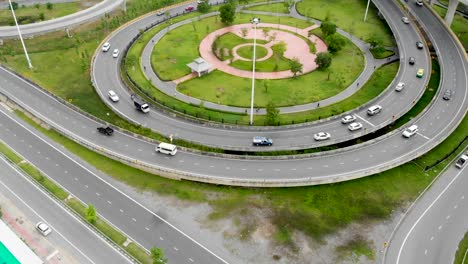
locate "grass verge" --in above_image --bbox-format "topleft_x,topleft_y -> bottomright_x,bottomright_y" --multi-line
244,2 -> 290,14
12,97 -> 468,251
454,232 -> 468,264
335,235 -> 375,261
0,2 -> 82,26
0,141 -> 152,263
432,5 -> 468,50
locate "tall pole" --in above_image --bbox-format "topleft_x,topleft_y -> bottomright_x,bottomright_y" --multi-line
249,18 -> 259,125
364,0 -> 371,22
8,0 -> 32,68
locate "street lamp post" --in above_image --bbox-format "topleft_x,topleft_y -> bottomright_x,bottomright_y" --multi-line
363,0 -> 371,22
8,0 -> 32,68
249,17 -> 260,125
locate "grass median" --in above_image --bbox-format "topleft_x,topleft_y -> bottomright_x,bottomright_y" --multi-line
454,232 -> 468,264
0,141 -> 152,263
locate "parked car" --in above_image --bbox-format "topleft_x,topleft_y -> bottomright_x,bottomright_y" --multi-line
156,10 -> 164,16
348,122 -> 363,131
314,132 -> 331,141
367,105 -> 382,116
97,126 -> 114,136
409,57 -> 415,65
108,90 -> 119,102
416,41 -> 424,49
36,222 -> 52,236
455,152 -> 468,169
416,0 -> 424,6
442,89 -> 452,100
402,17 -> 410,24
112,49 -> 119,58
102,42 -> 111,52
395,82 -> 405,92
341,115 -> 356,124
416,68 -> 424,78
185,5 -> 194,11
252,136 -> 273,146
402,125 -> 418,138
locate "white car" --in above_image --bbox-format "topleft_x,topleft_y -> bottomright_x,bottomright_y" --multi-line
402,17 -> 410,24
36,221 -> 52,236
416,0 -> 423,6
402,125 -> 418,138
348,122 -> 363,131
314,132 -> 331,141
341,115 -> 356,124
112,49 -> 119,58
108,90 -> 119,102
102,42 -> 111,52
395,82 -> 405,92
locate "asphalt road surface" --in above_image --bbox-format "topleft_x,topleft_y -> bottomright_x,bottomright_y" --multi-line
0,107 -> 233,264
0,156 -> 132,264
384,157 -> 468,264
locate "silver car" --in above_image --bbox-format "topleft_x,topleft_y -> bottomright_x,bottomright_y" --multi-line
314,132 -> 331,141
36,221 -> 52,236
348,122 -> 363,131
341,115 -> 356,124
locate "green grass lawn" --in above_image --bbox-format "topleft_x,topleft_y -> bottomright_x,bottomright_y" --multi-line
454,232 -> 468,264
433,5 -> 468,50
244,2 -> 290,14
214,32 -> 268,60
13,104 -> 468,250
297,0 -> 394,46
370,48 -> 395,59
152,14 -> 314,81
0,2 -> 82,26
236,45 -> 268,59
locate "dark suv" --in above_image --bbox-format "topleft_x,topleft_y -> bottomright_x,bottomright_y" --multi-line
252,136 -> 273,146
409,57 -> 415,65
442,89 -> 452,100
97,126 -> 114,136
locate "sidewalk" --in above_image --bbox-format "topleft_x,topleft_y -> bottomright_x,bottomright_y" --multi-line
139,4 -> 398,114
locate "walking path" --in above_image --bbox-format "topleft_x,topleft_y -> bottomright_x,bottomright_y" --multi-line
140,4 -> 398,114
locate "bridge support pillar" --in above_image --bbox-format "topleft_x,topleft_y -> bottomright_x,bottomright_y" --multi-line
444,0 -> 459,25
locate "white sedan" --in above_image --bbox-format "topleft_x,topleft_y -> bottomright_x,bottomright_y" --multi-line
348,122 -> 363,131
395,82 -> 405,92
102,42 -> 110,52
314,132 -> 331,141
36,221 -> 52,236
341,115 -> 356,124
112,49 -> 119,58
108,90 -> 119,102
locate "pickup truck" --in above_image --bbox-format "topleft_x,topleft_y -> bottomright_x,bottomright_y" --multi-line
131,94 -> 150,113
455,152 -> 468,169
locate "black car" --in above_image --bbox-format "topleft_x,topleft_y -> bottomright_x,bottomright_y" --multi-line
97,126 -> 114,136
442,89 -> 452,100
409,57 -> 415,65
416,41 -> 424,49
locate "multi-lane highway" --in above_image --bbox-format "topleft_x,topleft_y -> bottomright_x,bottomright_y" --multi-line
0,156 -> 132,264
0,107 -> 232,264
0,0 -> 123,38
384,155 -> 468,264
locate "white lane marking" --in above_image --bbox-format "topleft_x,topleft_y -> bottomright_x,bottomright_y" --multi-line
323,165 -> 329,168
145,227 -> 150,231
446,215 -> 450,220
174,247 -> 178,251
160,237 -> 164,240
461,196 -> 465,200
96,193 -> 100,196
454,205 -> 458,209
189,258 -> 194,262
241,168 -> 246,171
430,236 -> 434,241
74,178 -> 78,181
0,158 -> 130,263
396,167 -> 467,264
46,250 -> 59,261
107,201 -> 112,205
0,107 -> 230,264
438,225 -> 442,230
132,218 -> 137,222
424,249 -> 428,255
355,114 -> 375,127
119,209 -> 124,213
225,167 -> 230,170
417,132 -> 430,140
84,185 -> 88,188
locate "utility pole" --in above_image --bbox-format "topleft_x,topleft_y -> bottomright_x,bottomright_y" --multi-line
249,17 -> 260,125
8,0 -> 32,68
364,0 -> 371,22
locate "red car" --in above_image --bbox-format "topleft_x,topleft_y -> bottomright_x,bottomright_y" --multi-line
185,5 -> 194,11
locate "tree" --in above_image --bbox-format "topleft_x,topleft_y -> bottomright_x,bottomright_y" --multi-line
262,28 -> 270,39
289,57 -> 303,77
46,2 -> 53,10
266,102 -> 279,125
39,13 -> 45,21
86,204 -> 97,224
151,247 -> 167,264
320,21 -> 336,37
240,27 -> 249,38
263,79 -> 270,93
326,34 -> 345,53
315,52 -> 332,70
271,41 -> 286,59
197,1 -> 211,13
283,0 -> 294,10
367,34 -> 383,49
8,2 -> 18,10
219,3 -> 236,25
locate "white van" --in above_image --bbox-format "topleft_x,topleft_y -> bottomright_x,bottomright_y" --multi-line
155,142 -> 177,156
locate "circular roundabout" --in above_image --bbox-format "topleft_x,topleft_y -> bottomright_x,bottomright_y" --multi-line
86,1 -> 467,187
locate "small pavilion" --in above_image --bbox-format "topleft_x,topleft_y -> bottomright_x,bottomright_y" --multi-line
186,57 -> 212,77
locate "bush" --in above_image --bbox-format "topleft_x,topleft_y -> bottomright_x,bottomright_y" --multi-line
8,2 -> 18,10
197,1 -> 211,13
46,2 -> 53,10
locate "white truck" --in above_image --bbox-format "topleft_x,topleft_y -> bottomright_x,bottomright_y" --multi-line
455,152 -> 468,169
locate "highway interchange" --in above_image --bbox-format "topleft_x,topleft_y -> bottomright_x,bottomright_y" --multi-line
0,0 -> 466,263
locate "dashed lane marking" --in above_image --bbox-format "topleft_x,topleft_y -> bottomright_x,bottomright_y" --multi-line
355,114 -> 375,127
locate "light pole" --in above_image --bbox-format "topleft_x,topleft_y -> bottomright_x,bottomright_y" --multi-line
363,0 -> 371,22
8,0 -> 32,68
249,17 -> 260,125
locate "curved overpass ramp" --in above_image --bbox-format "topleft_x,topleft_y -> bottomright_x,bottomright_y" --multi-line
0,0 -> 123,38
